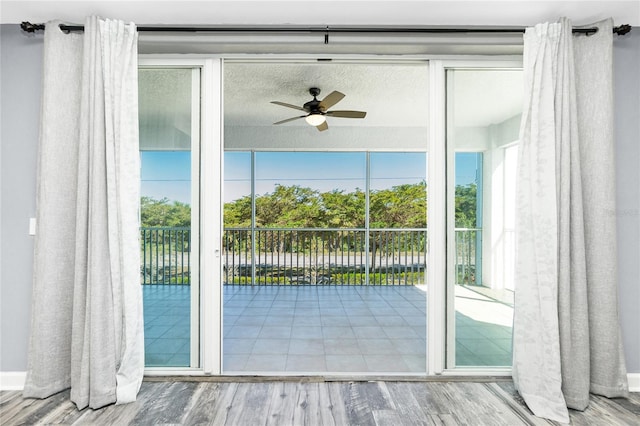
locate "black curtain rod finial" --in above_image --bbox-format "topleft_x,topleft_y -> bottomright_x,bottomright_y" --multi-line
20,22 -> 45,33
614,24 -> 632,35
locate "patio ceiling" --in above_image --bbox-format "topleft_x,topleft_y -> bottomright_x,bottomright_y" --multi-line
223,62 -> 523,151
224,62 -> 430,128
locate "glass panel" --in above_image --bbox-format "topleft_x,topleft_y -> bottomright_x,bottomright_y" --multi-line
368,152 -> 427,373
139,68 -> 196,367
223,152 -> 252,285
369,152 -> 427,286
253,152 -> 366,285
454,152 -> 482,286
222,61 -> 429,375
447,69 -> 522,368
222,151 -> 428,374
254,152 -> 366,226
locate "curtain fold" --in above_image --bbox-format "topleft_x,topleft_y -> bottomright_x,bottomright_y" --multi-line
23,16 -> 143,410
513,18 -> 628,423
571,20 -> 629,404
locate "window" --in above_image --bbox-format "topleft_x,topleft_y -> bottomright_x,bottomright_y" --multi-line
223,151 -> 427,287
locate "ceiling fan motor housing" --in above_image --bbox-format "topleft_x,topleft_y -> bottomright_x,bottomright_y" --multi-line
304,88 -> 324,114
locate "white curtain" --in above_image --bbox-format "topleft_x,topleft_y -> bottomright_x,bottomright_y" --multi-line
513,18 -> 628,423
23,16 -> 143,409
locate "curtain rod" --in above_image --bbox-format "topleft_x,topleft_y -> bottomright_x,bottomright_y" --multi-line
21,22 -> 632,39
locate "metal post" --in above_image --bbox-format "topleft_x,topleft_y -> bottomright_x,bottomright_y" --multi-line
251,151 -> 256,286
475,153 -> 483,286
365,152 -> 371,286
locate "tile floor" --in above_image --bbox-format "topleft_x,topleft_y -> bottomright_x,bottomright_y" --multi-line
143,284 -> 513,373
454,285 -> 514,367
223,285 -> 427,374
143,285 -> 191,367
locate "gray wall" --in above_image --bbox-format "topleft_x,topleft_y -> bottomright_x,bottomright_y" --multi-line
613,29 -> 640,374
1,23 -> 639,373
1,24 -> 42,371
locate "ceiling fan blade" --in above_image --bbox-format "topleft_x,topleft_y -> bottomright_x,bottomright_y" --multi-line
271,101 -> 306,112
319,91 -> 345,110
325,110 -> 367,119
316,121 -> 329,132
273,115 -> 306,125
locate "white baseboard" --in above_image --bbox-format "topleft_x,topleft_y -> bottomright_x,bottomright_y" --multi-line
2,371 -> 638,392
0,371 -> 26,391
628,373 -> 640,392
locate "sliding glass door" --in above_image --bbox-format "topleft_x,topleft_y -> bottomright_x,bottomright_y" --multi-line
139,67 -> 200,368
446,68 -> 523,369
135,59 -> 525,376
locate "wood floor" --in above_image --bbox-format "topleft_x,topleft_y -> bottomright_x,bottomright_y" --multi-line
1,379 -> 638,425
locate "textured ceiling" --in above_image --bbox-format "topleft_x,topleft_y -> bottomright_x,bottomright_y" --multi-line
451,69 -> 523,127
224,62 -> 523,129
224,62 -> 430,129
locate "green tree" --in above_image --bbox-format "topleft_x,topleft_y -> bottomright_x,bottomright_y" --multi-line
223,182 -> 431,230
223,195 -> 252,228
455,183 -> 478,228
255,184 -> 322,228
370,181 -> 427,228
140,196 -> 191,227
320,189 -> 365,228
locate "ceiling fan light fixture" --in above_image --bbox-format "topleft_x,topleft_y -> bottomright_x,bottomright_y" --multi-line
271,89 -> 365,132
305,113 -> 326,126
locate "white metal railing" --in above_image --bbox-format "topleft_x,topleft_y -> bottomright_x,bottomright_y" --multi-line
140,226 -> 480,286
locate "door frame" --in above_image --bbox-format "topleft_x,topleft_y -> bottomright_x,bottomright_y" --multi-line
140,54 -> 521,377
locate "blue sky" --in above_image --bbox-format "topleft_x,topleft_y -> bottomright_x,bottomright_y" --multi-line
141,151 -> 191,203
141,151 -> 479,204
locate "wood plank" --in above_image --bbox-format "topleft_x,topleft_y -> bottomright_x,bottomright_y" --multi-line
264,381 -> 298,426
491,382 -> 640,426
288,381 -> 320,426
483,382 -> 552,426
294,382 -> 322,426
218,381 -> 252,425
341,381 -> 376,425
428,413 -> 462,425
210,382 -> 240,425
360,382 -> 396,411
567,394 -> 640,426
3,390 -> 72,425
180,382 -> 224,425
1,394 -> 37,424
29,397 -> 79,424
408,382 -> 455,416
0,391 -> 21,405
385,381 -> 435,425
627,392 -> 640,405
462,382 -> 546,425
70,382 -> 171,425
228,382 -> 272,425
320,382 -> 349,425
599,395 -> 640,417
0,392 -> 32,422
130,381 -> 198,425
372,408 -> 408,426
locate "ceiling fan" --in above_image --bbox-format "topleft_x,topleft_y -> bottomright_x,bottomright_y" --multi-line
271,87 -> 367,132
